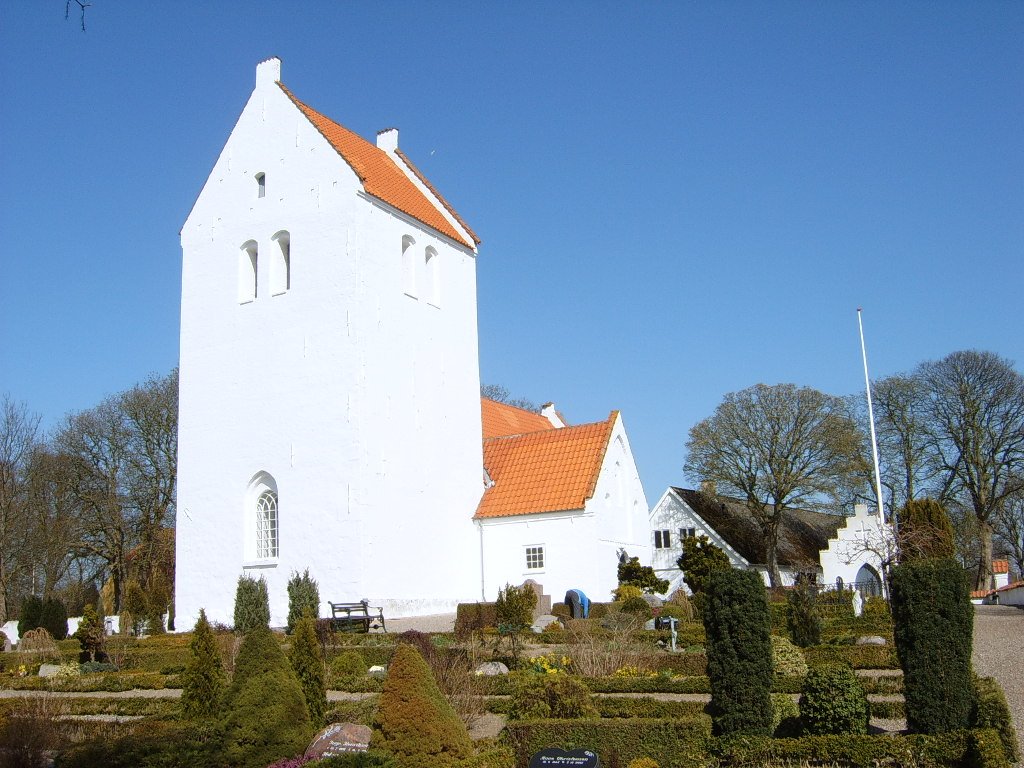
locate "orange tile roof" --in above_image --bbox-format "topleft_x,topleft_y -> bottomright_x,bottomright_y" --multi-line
278,84 -> 473,249
993,559 -> 1009,574
481,397 -> 556,439
475,413 -> 617,519
396,149 -> 480,246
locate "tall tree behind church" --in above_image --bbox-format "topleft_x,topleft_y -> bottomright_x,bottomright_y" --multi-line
56,370 -> 177,613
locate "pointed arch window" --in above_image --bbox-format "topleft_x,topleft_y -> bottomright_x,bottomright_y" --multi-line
245,472 -> 279,564
402,235 -> 417,297
271,230 -> 290,295
256,491 -> 279,559
239,241 -> 258,303
424,246 -> 440,307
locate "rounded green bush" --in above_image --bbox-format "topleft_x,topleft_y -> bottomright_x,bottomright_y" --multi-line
771,634 -> 808,678
331,650 -> 367,688
799,663 -> 869,735
621,596 -> 651,615
508,671 -> 599,720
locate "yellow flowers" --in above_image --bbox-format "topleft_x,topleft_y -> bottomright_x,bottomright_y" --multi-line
528,653 -> 573,675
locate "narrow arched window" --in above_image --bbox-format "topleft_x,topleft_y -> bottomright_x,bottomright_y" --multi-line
424,246 -> 440,307
256,172 -> 266,198
239,241 -> 258,302
401,235 -> 417,297
271,230 -> 290,295
256,490 -> 279,558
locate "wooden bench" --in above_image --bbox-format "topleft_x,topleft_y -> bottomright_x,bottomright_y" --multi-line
329,600 -> 387,633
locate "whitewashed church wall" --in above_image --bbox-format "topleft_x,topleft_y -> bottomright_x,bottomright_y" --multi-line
177,60 -> 482,629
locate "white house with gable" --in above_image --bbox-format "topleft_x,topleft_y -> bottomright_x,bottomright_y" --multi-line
175,58 -> 652,629
649,487 -> 886,596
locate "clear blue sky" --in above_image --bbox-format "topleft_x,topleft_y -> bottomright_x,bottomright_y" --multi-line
1,2 -> 1021,503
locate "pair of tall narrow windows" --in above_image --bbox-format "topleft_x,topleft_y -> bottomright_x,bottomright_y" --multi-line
238,231 -> 290,303
400,235 -> 440,306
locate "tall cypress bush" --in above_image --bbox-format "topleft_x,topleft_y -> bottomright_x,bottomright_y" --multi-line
233,575 -> 270,633
702,569 -> 773,736
290,612 -> 327,726
39,597 -> 69,640
180,609 -> 226,720
890,557 -> 974,733
786,579 -> 821,647
286,569 -> 320,634
17,595 -> 44,637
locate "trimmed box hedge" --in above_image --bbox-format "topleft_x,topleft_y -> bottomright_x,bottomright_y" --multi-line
803,643 -> 898,669
503,717 -> 711,768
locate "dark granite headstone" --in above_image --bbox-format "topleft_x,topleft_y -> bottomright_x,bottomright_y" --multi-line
304,722 -> 372,759
529,747 -> 599,767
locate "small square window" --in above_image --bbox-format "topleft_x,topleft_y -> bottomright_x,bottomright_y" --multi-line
525,546 -> 544,570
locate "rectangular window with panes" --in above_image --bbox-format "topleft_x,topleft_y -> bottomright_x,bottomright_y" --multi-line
525,546 -> 545,570
654,529 -> 672,549
679,527 -> 696,541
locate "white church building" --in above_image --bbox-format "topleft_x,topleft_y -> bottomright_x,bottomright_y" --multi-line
174,58 -> 651,629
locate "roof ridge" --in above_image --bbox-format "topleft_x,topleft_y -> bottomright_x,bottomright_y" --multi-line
581,412 -> 618,502
395,148 -> 480,246
277,83 -> 473,248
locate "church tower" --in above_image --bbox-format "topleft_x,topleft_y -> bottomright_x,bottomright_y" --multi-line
176,58 -> 484,628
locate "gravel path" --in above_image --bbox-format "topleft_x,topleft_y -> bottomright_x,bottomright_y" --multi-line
972,604 -> 1024,760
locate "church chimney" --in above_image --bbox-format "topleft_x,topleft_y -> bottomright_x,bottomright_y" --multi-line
376,127 -> 399,153
541,403 -> 565,429
256,56 -> 281,88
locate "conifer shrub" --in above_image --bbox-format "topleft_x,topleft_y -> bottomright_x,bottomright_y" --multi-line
371,643 -> 472,768
612,584 -> 643,602
17,595 -> 44,638
222,626 -> 311,768
290,612 -> 327,726
38,597 -> 69,640
74,604 -> 106,663
286,569 -> 320,634
770,634 -> 808,678
233,575 -> 270,634
702,568 -> 773,736
621,596 -> 651,616
786,580 -> 822,647
890,557 -> 974,734
972,676 -> 1020,763
898,498 -> 956,561
180,608 -> 226,720
618,556 -> 669,594
122,579 -> 149,636
799,663 -> 869,735
331,650 -> 367,689
495,583 -> 536,661
508,671 -> 599,720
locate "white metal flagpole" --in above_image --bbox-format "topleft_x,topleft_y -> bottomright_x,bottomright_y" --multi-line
857,308 -> 887,523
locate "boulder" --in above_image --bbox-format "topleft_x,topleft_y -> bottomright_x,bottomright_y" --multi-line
38,663 -> 61,678
531,615 -> 560,633
856,635 -> 887,645
474,661 -> 509,676
367,665 -> 387,679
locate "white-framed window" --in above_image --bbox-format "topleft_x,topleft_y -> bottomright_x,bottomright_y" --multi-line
256,172 -> 266,198
401,235 -> 417,297
244,471 -> 279,564
256,491 -> 279,559
239,241 -> 258,303
679,527 -> 696,541
525,545 -> 545,570
271,230 -> 290,295
654,529 -> 672,549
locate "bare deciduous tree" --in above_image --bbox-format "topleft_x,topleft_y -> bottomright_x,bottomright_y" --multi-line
0,396 -> 41,621
684,383 -> 861,586
917,350 -> 1024,591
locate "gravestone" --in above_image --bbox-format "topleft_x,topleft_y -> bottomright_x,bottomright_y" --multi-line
522,579 -> 552,618
367,665 -> 387,678
474,661 -> 509,676
304,722 -> 372,759
529,747 -> 599,767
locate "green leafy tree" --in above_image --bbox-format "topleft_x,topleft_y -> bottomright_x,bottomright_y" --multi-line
617,556 -> 669,594
371,643 -> 472,768
180,608 -> 225,720
233,574 -> 270,633
495,582 -> 536,660
290,612 -> 327,725
703,569 -> 773,736
897,498 -> 956,561
676,535 -> 730,595
890,557 -> 974,733
685,383 -> 861,586
286,568 -> 320,634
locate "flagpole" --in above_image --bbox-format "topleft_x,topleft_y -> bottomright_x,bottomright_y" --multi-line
857,308 -> 887,524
